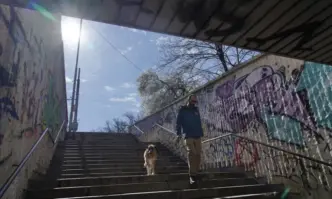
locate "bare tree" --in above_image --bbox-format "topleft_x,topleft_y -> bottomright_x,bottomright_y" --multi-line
137,70 -> 198,114
157,37 -> 259,82
102,112 -> 142,133
137,37 -> 258,114
102,120 -> 115,133
111,118 -> 128,133
123,112 -> 142,126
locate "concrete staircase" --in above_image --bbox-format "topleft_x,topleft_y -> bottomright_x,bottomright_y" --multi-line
25,132 -> 289,199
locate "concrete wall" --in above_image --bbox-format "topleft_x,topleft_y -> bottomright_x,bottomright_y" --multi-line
133,54 -> 332,198
0,5 -> 67,199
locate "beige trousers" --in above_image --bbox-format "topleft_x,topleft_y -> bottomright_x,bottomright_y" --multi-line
184,138 -> 202,176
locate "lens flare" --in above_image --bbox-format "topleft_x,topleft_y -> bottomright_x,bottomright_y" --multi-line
281,187 -> 290,199
29,2 -> 56,21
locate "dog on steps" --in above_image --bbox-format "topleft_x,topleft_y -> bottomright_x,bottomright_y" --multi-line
143,144 -> 158,175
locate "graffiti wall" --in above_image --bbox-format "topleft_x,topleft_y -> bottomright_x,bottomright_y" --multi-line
133,54 -> 332,198
0,5 -> 66,199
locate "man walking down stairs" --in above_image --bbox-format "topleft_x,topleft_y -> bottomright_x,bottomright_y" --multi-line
25,132 -> 290,199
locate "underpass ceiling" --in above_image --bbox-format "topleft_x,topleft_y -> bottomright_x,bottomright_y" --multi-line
1,0 -> 332,65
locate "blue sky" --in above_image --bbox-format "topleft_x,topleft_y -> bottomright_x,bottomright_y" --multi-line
62,16 -> 168,131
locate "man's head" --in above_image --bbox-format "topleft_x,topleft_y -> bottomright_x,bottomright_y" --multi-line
187,94 -> 198,106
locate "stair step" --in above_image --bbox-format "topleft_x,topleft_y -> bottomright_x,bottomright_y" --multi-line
61,145 -> 167,148
62,156 -> 182,161
28,137 -> 287,199
63,148 -> 167,151
63,151 -> 172,155
26,178 -> 259,198
204,192 -> 279,198
61,165 -> 188,173
61,159 -> 184,164
63,140 -> 137,142
60,170 -> 190,177
61,162 -> 187,169
61,160 -> 183,166
61,167 -> 188,175
64,138 -> 136,141
62,148 -> 152,151
52,184 -> 284,199
28,172 -> 224,189
63,154 -> 173,158
63,153 -> 173,157
55,172 -> 248,187
61,145 -> 148,148
62,141 -> 138,144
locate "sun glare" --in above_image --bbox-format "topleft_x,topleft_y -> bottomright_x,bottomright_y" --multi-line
61,17 -> 86,47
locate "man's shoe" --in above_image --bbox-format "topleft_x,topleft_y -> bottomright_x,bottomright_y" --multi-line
189,176 -> 196,184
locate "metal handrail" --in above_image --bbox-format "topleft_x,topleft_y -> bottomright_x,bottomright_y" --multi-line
153,124 -> 332,168
133,124 -> 175,136
133,125 -> 146,135
54,120 -> 66,144
0,120 -> 66,198
154,123 -> 176,135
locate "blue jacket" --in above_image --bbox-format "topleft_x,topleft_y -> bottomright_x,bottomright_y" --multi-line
176,105 -> 204,138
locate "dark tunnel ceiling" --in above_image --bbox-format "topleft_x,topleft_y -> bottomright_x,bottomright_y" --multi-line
2,0 -> 332,65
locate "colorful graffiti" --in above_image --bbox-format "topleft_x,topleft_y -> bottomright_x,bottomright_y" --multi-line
134,55 -> 332,197
0,4 -> 66,198
205,63 -> 332,145
208,136 -> 235,161
0,97 -> 19,120
234,138 -> 259,169
0,5 -> 29,47
0,151 -> 12,166
17,124 -> 44,139
42,77 -> 62,135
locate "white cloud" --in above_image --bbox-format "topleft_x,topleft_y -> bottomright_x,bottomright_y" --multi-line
104,86 -> 115,92
141,30 -> 147,35
65,76 -> 73,83
121,82 -> 135,88
128,28 -> 147,36
120,46 -> 133,55
109,92 -> 141,110
133,101 -> 140,108
129,28 -> 138,33
81,78 -> 88,83
109,97 -> 136,102
128,93 -> 138,97
156,36 -> 170,45
128,108 -> 140,113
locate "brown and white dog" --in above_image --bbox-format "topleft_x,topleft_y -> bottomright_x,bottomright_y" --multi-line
143,144 -> 158,175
